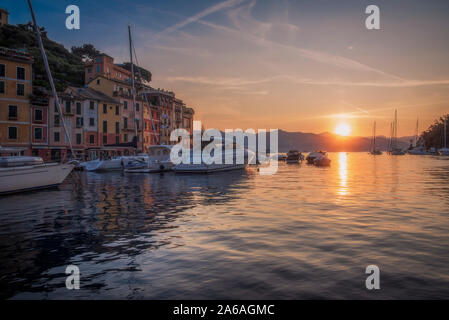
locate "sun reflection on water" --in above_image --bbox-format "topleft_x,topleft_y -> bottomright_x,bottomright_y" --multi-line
338,152 -> 348,196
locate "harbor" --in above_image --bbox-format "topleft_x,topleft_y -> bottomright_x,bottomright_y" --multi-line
1,153 -> 449,299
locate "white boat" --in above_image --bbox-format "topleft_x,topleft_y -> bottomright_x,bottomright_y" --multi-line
0,156 -> 74,194
313,154 -> 331,166
306,151 -> 326,164
125,146 -> 174,173
174,146 -> 253,174
408,146 -> 431,155
83,156 -> 135,172
285,150 -> 304,163
439,148 -> 449,156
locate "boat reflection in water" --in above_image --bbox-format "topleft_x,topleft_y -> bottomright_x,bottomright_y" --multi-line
2,154 -> 449,299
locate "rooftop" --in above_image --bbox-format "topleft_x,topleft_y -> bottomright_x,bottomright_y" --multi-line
0,46 -> 33,63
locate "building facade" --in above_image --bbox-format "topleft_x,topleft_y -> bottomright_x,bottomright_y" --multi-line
0,8 -> 9,26
0,47 -> 33,156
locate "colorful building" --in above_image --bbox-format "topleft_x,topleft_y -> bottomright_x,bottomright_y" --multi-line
0,8 -> 9,26
0,47 -> 33,156
30,87 -> 50,160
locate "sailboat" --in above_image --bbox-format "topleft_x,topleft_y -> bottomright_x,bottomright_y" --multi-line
0,1 -> 75,195
388,110 -> 405,155
369,121 -> 382,155
440,119 -> 449,156
408,118 -> 430,155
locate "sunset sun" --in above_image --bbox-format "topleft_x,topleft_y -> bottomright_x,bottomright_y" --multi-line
335,123 -> 351,136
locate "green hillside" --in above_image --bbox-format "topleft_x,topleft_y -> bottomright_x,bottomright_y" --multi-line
0,23 -> 84,91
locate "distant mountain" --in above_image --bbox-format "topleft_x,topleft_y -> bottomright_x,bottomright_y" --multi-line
274,130 -> 410,152
216,130 -> 411,152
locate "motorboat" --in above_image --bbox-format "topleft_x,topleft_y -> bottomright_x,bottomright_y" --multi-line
0,156 -> 74,194
306,151 -> 326,164
313,154 -> 331,166
125,146 -> 174,173
285,150 -> 304,163
390,149 -> 406,155
407,146 -> 431,155
439,148 -> 449,156
83,156 -> 135,172
174,145 -> 254,174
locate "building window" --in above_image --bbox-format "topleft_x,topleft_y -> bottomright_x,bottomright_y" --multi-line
65,100 -> 71,113
8,105 -> 18,119
16,83 -> 25,96
17,67 -> 25,80
0,80 -> 4,94
103,104 -> 107,114
115,135 -> 119,144
136,103 -> 140,111
103,120 -> 107,133
0,64 -> 5,77
54,115 -> 60,127
115,122 -> 119,134
123,117 -> 128,129
89,135 -> 95,144
96,79 -> 100,85
87,67 -> 92,73
90,100 -> 95,110
76,102 -> 81,115
124,101 -> 128,109
115,105 -> 119,115
76,133 -> 82,145
8,127 -> 18,140
34,127 -> 43,140
96,66 -> 100,73
89,118 -> 95,126
34,109 -> 43,121
54,132 -> 60,142
124,134 -> 128,142
103,135 -> 107,144
76,117 -> 83,128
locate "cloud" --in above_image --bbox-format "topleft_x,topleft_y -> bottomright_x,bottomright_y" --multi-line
156,0 -> 247,37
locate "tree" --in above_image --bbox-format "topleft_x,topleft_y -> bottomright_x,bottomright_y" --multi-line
421,114 -> 449,149
71,44 -> 100,61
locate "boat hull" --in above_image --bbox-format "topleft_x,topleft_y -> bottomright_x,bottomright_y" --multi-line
0,163 -> 74,194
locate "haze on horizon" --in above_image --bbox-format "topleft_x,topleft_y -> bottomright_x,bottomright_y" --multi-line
7,0 -> 449,137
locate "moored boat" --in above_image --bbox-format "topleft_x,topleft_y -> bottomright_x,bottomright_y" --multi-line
313,154 -> 331,166
83,156 -> 134,172
0,156 -> 74,194
306,151 -> 326,164
285,150 -> 303,163
125,146 -> 174,173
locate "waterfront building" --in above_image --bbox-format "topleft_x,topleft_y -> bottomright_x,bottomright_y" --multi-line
0,8 -> 9,26
30,87 -> 50,160
0,47 -> 33,156
48,91 -> 85,161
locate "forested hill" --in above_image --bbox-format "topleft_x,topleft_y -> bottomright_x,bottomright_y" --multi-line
0,23 -> 84,91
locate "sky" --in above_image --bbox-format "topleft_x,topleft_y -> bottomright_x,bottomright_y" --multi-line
5,0 -> 449,136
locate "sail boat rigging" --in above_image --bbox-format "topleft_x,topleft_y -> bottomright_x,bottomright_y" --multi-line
369,121 -> 382,155
389,109 -> 405,155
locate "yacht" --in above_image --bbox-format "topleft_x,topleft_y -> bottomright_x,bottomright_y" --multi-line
313,153 -> 331,166
285,150 -> 304,163
125,145 -> 174,173
369,121 -> 383,155
408,146 -> 431,155
83,156 -> 135,172
0,156 -> 74,194
174,145 -> 254,173
306,151 -> 327,164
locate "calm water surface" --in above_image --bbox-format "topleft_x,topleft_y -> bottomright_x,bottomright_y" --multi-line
1,153 -> 449,299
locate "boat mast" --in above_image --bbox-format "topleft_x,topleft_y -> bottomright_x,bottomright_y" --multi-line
415,118 -> 419,147
27,0 -> 75,159
128,26 -> 138,150
373,121 -> 376,152
444,119 -> 447,149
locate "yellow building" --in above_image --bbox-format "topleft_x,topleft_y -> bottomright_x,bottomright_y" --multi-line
0,8 -> 9,26
0,47 -> 33,155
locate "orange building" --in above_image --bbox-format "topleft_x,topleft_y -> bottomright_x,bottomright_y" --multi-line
0,47 -> 33,156
0,8 -> 9,26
